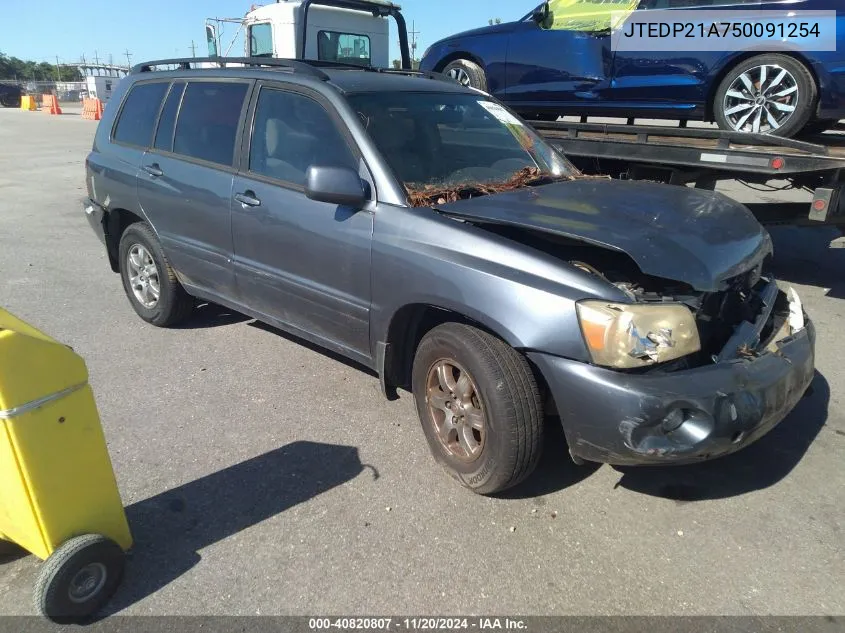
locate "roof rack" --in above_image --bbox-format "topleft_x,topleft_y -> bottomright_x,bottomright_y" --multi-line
130,57 -> 459,86
373,68 -> 456,84
131,57 -> 331,81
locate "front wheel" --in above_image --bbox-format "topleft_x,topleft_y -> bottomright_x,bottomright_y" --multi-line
412,323 -> 543,495
34,534 -> 125,623
442,59 -> 488,92
713,54 -> 817,138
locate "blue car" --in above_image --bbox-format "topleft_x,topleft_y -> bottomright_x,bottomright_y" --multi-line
420,0 -> 845,137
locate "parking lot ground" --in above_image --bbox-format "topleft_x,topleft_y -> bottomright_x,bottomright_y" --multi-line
0,107 -> 843,616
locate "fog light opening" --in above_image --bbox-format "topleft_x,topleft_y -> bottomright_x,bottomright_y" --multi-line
660,408 -> 715,444
661,409 -> 687,434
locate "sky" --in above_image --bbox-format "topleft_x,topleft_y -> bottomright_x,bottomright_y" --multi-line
0,0 -> 529,67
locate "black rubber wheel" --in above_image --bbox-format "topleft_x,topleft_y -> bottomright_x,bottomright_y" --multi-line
713,54 -> 817,138
34,534 -> 125,623
442,59 -> 488,92
118,222 -> 194,327
412,323 -> 543,495
1,94 -> 21,108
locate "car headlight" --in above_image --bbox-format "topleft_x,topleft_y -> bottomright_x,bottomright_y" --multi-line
576,301 -> 701,369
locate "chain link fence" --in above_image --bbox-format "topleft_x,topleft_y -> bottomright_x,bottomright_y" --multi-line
0,80 -> 91,105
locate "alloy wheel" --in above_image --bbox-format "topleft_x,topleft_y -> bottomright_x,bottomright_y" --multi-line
722,64 -> 799,134
126,244 -> 160,309
448,67 -> 472,87
425,359 -> 486,462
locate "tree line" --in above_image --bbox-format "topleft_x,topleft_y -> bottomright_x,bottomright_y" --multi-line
0,53 -> 84,82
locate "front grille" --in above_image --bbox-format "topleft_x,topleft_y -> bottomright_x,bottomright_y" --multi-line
696,269 -> 770,356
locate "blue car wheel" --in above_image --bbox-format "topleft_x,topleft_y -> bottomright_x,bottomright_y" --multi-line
713,54 -> 817,138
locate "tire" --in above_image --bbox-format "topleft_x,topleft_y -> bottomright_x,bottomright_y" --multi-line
442,59 -> 488,92
118,222 -> 194,327
34,534 -> 125,623
1,94 -> 21,108
713,54 -> 817,138
411,322 -> 543,495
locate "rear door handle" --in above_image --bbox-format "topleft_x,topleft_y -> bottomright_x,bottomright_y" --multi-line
143,164 -> 163,177
234,191 -> 261,208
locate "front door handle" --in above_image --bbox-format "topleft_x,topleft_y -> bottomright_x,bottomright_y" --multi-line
143,163 -> 163,177
235,191 -> 261,208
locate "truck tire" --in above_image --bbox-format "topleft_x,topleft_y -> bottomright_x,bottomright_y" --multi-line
1,93 -> 21,108
442,59 -> 488,92
714,54 -> 817,138
411,323 -> 543,495
118,222 -> 194,327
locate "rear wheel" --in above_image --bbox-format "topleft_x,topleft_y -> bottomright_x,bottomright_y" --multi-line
442,59 -> 488,92
411,323 -> 543,495
118,222 -> 194,327
713,54 -> 817,137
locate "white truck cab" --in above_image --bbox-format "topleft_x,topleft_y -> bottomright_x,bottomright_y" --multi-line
206,0 -> 410,69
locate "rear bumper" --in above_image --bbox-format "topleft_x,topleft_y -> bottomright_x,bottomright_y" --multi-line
83,198 -> 106,246
529,317 -> 815,466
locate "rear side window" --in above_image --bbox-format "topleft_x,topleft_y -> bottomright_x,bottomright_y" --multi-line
113,82 -> 169,148
153,82 -> 186,152
249,88 -> 357,186
173,82 -> 249,167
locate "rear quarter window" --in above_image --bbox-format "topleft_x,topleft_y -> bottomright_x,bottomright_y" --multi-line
112,82 -> 169,148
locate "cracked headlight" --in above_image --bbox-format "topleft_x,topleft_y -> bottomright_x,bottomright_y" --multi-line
576,301 -> 701,369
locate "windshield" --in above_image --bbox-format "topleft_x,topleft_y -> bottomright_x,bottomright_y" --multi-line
349,92 -> 576,206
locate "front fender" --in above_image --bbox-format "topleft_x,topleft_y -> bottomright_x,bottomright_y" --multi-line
370,205 -> 628,363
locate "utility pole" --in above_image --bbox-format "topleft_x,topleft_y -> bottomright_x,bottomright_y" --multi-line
409,21 -> 420,62
124,49 -> 133,67
93,50 -> 100,65
189,40 -> 197,57
55,56 -> 62,81
109,53 -> 113,66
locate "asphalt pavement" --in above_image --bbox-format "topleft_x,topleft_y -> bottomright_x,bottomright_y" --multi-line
0,105 -> 842,616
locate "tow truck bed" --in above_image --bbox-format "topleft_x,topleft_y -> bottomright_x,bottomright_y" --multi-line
532,120 -> 845,226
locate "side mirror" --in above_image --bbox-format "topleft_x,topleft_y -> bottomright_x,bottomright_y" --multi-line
532,2 -> 551,29
305,166 -> 368,207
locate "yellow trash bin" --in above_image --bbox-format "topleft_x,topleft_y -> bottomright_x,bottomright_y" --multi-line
0,308 -> 132,622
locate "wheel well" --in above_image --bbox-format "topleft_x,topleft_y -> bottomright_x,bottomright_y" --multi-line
104,208 -> 144,272
432,52 -> 485,74
381,304 -> 554,410
705,52 -> 820,121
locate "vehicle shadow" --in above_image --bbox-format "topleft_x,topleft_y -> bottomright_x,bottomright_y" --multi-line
611,371 -> 829,502
99,441 -> 375,617
174,302 -> 251,329
495,417 -> 602,499
767,226 -> 845,299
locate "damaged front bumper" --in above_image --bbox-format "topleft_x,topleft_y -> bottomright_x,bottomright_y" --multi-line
529,289 -> 816,466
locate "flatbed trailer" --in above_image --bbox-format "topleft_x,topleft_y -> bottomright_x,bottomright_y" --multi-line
532,120 -> 845,227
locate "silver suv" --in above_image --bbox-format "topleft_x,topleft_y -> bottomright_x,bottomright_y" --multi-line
84,57 -> 816,494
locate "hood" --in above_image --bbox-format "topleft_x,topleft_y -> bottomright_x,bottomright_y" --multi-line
437,179 -> 772,292
429,22 -> 515,47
